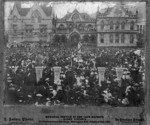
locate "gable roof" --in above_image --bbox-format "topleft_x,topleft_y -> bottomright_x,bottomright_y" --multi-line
97,3 -> 137,18
12,2 -> 53,17
59,9 -> 95,22
40,4 -> 53,16
15,2 -> 31,16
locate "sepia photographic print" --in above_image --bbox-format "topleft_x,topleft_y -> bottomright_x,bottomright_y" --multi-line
0,0 -> 150,125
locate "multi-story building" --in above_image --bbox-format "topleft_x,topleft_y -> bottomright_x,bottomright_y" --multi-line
53,3 -> 139,47
8,2 -> 140,47
96,3 -> 138,47
53,9 -> 97,47
8,2 -> 53,44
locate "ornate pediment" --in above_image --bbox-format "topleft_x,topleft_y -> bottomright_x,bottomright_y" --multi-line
114,7 -> 124,17
72,13 -> 81,22
59,9 -> 95,22
105,6 -> 128,17
98,3 -> 137,18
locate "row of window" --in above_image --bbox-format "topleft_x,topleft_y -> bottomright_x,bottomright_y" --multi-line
57,23 -> 96,31
12,24 -> 47,33
100,21 -> 135,30
13,10 -> 42,23
100,34 -> 135,44
137,25 -> 145,34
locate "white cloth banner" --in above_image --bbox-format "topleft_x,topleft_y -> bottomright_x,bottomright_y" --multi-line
35,66 -> 46,83
53,67 -> 61,83
97,67 -> 106,86
116,68 -> 125,80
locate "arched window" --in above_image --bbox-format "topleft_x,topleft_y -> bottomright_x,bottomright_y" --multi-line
121,21 -> 125,30
13,15 -> 17,22
53,35 -> 60,44
115,34 -> 119,43
100,34 -> 104,43
68,23 -> 73,31
78,24 -> 84,31
40,25 -> 47,36
38,16 -> 41,23
12,24 -> 17,35
90,35 -> 96,43
88,24 -> 93,31
61,35 -> 67,43
31,10 -> 41,23
110,21 -> 113,30
59,24 -> 65,30
130,34 -> 134,43
83,35 -> 89,43
69,24 -> 73,28
140,25 -> 143,33
110,34 -> 113,43
25,24 -> 33,35
121,34 -> 125,43
137,25 -> 139,32
101,20 -> 104,30
130,21 -> 134,30
116,21 -> 120,30
31,16 -> 34,23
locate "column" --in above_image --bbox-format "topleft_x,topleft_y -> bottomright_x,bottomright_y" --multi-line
116,68 -> 125,80
97,33 -> 100,46
98,67 -> 106,86
35,66 -> 46,83
53,67 -> 61,83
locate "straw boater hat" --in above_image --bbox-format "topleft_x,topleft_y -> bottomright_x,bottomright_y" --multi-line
27,59 -> 31,62
36,93 -> 43,97
46,98 -> 50,101
49,86 -> 53,91
45,78 -> 50,81
27,95 -> 32,98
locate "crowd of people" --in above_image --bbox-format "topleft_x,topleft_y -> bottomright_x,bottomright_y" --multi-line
4,44 -> 145,107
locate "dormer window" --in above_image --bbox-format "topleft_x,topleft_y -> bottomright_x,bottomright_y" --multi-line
31,10 -> 41,23
13,15 -> 17,22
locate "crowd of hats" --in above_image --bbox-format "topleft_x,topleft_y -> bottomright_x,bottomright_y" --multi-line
4,45 -> 145,106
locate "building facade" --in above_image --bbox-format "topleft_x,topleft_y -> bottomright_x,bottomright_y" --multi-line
96,4 -> 138,47
8,3 -> 140,47
53,3 -> 139,47
53,9 -> 97,47
8,2 -> 53,44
